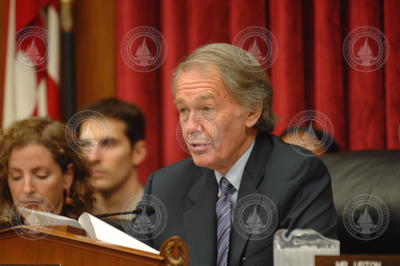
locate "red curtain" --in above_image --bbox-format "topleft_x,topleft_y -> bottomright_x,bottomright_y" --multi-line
115,0 -> 400,183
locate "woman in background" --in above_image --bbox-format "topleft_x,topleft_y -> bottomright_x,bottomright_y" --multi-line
0,117 -> 94,227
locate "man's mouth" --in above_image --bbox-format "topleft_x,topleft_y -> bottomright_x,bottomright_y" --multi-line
187,141 -> 211,153
92,170 -> 106,178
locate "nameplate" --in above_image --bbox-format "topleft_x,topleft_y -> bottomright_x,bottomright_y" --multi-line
315,255 -> 400,266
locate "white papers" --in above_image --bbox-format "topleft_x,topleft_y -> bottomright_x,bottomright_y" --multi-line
78,213 -> 159,254
19,207 -> 83,229
18,208 -> 159,255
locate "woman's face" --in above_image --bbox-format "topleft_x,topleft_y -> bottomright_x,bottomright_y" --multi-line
7,144 -> 73,214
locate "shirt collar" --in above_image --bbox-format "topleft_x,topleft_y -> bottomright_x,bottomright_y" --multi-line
214,141 -> 255,191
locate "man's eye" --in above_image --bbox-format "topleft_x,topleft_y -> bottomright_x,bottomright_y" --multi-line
100,138 -> 114,147
201,107 -> 216,119
80,140 -> 93,148
179,109 -> 190,121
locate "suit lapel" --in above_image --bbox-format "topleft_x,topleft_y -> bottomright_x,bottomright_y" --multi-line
229,169 -> 259,265
183,168 -> 218,266
230,133 -> 273,265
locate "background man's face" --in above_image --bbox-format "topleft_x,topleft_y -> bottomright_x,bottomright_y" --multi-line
174,68 -> 256,173
79,118 -> 135,193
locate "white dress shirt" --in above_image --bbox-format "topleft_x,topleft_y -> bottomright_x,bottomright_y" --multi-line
214,141 -> 255,207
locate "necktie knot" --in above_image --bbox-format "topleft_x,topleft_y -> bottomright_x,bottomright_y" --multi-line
219,177 -> 234,197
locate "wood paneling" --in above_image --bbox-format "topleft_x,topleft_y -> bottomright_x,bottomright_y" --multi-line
74,0 -> 116,110
0,226 -> 165,266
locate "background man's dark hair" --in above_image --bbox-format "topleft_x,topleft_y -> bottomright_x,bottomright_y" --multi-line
84,98 -> 145,146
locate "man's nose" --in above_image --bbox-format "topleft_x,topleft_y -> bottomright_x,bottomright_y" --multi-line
185,114 -> 204,136
85,146 -> 101,163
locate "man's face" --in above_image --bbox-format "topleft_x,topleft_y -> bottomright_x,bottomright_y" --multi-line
79,118 -> 137,193
174,68 -> 261,174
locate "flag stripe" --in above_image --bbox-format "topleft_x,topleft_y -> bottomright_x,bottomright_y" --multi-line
3,0 -> 61,128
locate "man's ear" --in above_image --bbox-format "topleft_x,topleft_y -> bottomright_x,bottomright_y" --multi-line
245,104 -> 263,128
131,140 -> 147,166
63,163 -> 74,191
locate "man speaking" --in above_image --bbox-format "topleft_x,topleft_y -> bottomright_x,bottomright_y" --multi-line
131,43 -> 337,266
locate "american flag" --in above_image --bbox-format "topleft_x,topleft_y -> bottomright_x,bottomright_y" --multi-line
2,0 -> 61,128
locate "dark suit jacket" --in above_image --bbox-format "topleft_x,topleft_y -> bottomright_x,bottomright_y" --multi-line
135,133 -> 337,266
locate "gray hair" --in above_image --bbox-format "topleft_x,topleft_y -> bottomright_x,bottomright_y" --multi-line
172,43 -> 277,133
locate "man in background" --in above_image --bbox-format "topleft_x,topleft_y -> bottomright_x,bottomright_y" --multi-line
79,98 -> 146,217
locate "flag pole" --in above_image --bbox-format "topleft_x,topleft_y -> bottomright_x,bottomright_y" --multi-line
60,0 -> 76,122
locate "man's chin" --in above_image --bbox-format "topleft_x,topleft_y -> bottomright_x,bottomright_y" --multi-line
191,153 -> 216,169
90,180 -> 112,192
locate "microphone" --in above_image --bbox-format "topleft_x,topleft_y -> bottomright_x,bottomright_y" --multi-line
95,204 -> 155,219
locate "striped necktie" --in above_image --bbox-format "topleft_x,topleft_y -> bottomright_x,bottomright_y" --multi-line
216,177 -> 234,266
